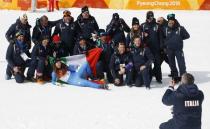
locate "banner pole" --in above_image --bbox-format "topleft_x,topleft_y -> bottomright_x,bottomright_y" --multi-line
31,0 -> 36,12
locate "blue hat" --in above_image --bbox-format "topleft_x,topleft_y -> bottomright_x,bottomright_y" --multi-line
99,32 -> 107,37
78,35 -> 86,41
167,13 -> 175,20
98,29 -> 107,37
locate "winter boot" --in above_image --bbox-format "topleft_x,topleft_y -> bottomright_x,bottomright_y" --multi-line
100,84 -> 109,90
36,75 -> 45,84
26,76 -> 36,82
5,74 -> 11,80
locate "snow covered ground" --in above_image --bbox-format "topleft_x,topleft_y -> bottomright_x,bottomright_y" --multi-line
0,8 -> 210,129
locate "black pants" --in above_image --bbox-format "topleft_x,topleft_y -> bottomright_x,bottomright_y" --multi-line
152,51 -> 162,81
6,60 -> 31,83
6,65 -> 25,83
96,61 -> 113,83
113,69 -> 133,86
160,49 -> 169,65
167,49 -> 186,77
67,45 -> 75,56
160,118 -> 201,129
27,58 -> 51,78
160,119 -> 175,129
135,68 -> 151,88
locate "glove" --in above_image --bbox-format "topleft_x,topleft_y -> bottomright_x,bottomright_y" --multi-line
125,62 -> 133,70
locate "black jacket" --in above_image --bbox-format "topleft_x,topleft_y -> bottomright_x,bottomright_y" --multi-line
158,18 -> 168,50
73,43 -> 93,55
163,20 -> 190,51
6,19 -> 31,45
6,40 -> 31,68
96,39 -> 114,64
106,18 -> 130,46
75,14 -> 99,40
141,19 -> 160,53
32,19 -> 60,45
109,52 -> 133,79
162,84 -> 204,129
53,18 -> 76,50
131,47 -> 154,72
31,43 -> 52,61
51,42 -> 69,58
126,29 -> 143,48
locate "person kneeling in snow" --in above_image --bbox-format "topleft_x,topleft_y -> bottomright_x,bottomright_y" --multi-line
109,42 -> 134,86
160,73 -> 204,129
27,36 -> 52,83
6,31 -> 31,83
51,58 -> 108,90
131,36 -> 154,89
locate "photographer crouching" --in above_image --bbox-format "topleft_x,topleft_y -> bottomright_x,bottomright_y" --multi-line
160,73 -> 204,129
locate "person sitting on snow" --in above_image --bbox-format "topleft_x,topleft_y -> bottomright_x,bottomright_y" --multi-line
51,57 -> 108,90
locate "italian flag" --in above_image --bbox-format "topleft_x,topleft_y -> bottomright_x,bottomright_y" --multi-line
49,48 -> 104,84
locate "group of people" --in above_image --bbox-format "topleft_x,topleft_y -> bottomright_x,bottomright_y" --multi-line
5,6 -> 190,89
5,6 -> 205,129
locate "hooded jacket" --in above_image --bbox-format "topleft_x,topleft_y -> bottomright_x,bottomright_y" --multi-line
163,19 -> 190,51
109,51 -> 133,79
6,19 -> 31,45
131,46 -> 154,71
32,18 -> 60,44
141,18 -> 160,53
106,18 -> 130,46
75,14 -> 99,40
6,40 -> 31,68
53,17 -> 76,53
162,84 -> 204,129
